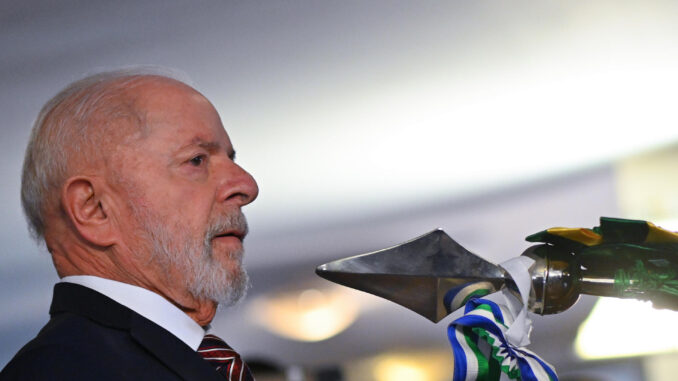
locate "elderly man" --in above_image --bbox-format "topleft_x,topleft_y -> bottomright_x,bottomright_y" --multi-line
0,70 -> 259,380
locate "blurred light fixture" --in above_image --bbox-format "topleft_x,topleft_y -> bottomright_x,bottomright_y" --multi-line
576,146 -> 678,359
249,286 -> 360,342
575,297 -> 678,359
342,350 -> 452,381
373,357 -> 431,381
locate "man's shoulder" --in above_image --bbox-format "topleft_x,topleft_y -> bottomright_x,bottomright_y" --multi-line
26,311 -> 131,351
0,313 -> 131,380
1,312 -> 184,380
1,283 -> 205,380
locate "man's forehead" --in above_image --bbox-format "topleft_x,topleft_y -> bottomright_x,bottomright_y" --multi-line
127,79 -> 231,145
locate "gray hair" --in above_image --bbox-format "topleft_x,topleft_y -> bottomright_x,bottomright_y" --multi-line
21,67 -> 192,242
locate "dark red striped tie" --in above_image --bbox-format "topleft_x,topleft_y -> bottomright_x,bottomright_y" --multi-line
198,334 -> 254,381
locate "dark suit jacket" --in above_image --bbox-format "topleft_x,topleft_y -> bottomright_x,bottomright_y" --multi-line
0,283 -> 225,380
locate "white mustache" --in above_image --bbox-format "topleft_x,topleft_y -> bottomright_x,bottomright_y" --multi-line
206,211 -> 249,241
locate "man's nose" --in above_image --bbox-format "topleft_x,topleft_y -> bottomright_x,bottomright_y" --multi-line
217,160 -> 259,206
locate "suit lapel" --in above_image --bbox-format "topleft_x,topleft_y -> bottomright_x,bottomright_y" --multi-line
128,306 -> 225,381
129,314 -> 224,381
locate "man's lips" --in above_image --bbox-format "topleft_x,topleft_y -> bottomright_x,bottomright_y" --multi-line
212,231 -> 245,241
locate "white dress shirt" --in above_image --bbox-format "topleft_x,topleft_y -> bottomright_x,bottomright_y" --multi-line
60,275 -> 205,351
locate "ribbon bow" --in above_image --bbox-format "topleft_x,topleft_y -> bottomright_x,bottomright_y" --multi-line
446,257 -> 558,381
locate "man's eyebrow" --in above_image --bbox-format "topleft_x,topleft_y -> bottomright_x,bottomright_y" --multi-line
196,140 -> 221,153
177,137 -> 236,159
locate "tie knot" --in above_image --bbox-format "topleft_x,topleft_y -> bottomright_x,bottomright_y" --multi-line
198,334 -> 253,381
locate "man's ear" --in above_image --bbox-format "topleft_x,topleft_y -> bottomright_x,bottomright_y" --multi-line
61,176 -> 117,247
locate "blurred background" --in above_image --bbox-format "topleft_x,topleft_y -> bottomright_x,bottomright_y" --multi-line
2,1 -> 678,380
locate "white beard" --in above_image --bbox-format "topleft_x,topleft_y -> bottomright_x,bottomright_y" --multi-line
135,206 -> 250,306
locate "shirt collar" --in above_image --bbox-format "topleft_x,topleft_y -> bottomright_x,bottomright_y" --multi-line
60,275 -> 205,351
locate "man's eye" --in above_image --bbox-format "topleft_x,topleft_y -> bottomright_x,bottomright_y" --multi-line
189,155 -> 206,166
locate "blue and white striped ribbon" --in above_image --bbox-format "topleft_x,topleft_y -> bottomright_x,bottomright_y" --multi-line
446,257 -> 558,381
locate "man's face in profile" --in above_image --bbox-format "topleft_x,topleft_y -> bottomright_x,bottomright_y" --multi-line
110,79 -> 259,305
